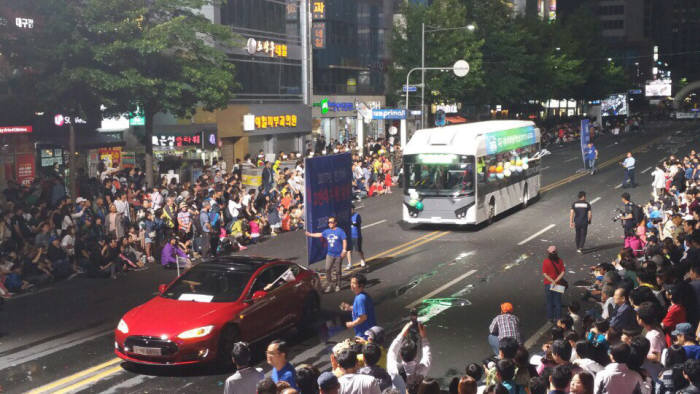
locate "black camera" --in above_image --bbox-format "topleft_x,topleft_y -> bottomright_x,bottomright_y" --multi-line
612,208 -> 625,222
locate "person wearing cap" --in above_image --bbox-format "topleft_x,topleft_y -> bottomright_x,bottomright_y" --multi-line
363,326 -> 387,369
670,322 -> 700,360
542,245 -> 566,322
223,341 -> 264,394
488,302 -> 522,356
177,202 -> 192,238
318,371 -> 340,394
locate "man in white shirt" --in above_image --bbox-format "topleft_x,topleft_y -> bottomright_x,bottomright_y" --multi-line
335,348 -> 380,394
652,166 -> 667,199
621,152 -> 637,188
594,343 -> 645,394
387,322 -> 431,393
223,342 -> 264,394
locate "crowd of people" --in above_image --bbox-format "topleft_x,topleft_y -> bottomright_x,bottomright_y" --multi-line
220,147 -> 700,394
0,137 -> 400,298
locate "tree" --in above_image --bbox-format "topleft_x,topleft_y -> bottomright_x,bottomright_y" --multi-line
389,0 -> 484,111
0,0 -> 239,188
82,0 -> 240,186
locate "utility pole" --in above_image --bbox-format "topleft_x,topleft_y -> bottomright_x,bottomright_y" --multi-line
300,0 -> 310,106
421,22 -> 425,130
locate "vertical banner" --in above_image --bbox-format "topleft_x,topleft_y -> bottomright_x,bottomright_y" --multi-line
304,153 -> 353,264
99,147 -> 122,168
580,119 -> 590,167
16,153 -> 35,186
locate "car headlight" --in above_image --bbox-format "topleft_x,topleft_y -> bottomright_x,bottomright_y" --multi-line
177,325 -> 214,339
117,319 -> 129,334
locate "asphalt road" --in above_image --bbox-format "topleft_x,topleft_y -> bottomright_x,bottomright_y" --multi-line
1,120 -> 698,393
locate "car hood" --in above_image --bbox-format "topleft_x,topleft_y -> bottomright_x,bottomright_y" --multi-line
123,296 -> 240,336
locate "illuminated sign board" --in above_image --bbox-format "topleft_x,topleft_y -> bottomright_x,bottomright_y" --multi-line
312,1 -> 325,19
254,114 -> 298,129
312,22 -> 326,49
0,125 -> 32,134
15,17 -> 33,29
246,38 -> 288,58
152,133 -> 202,147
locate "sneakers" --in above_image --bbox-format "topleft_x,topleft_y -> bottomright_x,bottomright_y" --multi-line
335,285 -> 341,293
323,286 -> 332,294
345,263 -> 353,270
577,249 -> 583,254
360,260 -> 366,267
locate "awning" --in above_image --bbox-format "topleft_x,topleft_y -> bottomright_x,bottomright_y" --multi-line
35,131 -> 125,150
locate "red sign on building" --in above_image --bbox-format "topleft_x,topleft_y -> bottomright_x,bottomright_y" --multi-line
16,153 -> 35,186
0,125 -> 32,134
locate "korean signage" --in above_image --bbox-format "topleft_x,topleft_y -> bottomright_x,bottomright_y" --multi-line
129,107 -> 145,126
16,153 -> 35,186
485,126 -> 537,155
312,1 -> 325,19
254,114 -> 297,129
435,103 -> 458,114
15,17 -> 34,29
246,38 -> 288,58
371,109 -> 406,120
312,22 -> 326,49
121,151 -> 136,168
152,133 -> 202,148
0,125 -> 32,134
304,153 -> 353,264
40,149 -> 63,167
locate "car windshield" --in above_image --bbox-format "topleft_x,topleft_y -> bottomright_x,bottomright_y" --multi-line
161,267 -> 250,303
404,154 -> 475,196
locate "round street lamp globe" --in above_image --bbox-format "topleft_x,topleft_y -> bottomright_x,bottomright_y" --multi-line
453,60 -> 469,77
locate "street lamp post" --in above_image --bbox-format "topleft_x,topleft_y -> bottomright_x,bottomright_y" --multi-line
420,23 -> 476,129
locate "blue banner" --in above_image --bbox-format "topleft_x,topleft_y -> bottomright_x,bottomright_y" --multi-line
372,109 -> 406,120
304,153 -> 353,264
580,119 -> 590,166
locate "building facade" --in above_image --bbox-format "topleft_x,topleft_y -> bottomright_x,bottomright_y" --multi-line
311,0 -> 394,145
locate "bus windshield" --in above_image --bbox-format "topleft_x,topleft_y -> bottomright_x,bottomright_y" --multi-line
404,154 -> 475,196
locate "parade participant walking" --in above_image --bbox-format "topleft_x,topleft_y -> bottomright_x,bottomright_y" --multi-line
542,245 -> 566,323
340,273 -> 376,339
584,142 -> 598,175
347,206 -> 366,269
199,201 -> 213,257
306,216 -> 347,293
570,191 -> 592,253
621,152 -> 637,188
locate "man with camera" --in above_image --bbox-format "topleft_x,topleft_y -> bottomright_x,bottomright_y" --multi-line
619,193 -> 638,236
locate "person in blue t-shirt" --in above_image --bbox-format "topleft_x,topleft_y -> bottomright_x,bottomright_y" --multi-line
340,273 -> 377,339
267,339 -> 297,389
347,206 -> 366,269
583,142 -> 598,175
305,216 -> 347,293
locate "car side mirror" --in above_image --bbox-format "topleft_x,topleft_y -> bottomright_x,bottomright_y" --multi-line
158,284 -> 167,294
252,290 -> 267,300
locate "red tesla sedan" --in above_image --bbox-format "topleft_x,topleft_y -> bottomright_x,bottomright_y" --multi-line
114,256 -> 321,365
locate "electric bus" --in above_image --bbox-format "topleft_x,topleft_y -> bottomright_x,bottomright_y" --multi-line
402,120 -> 541,225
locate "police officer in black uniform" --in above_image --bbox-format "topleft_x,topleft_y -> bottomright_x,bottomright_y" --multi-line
570,191 -> 592,253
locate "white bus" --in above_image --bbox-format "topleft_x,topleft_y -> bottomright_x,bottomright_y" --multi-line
402,120 -> 541,225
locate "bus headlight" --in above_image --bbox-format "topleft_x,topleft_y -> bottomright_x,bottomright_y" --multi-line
454,206 -> 468,219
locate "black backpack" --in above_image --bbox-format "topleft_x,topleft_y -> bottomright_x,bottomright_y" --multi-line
632,203 -> 645,224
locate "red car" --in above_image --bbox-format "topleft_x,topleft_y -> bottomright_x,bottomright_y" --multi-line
114,256 -> 322,365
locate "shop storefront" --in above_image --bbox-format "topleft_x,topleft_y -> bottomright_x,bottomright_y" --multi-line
0,125 -> 36,187
151,126 -> 219,183
311,95 -> 385,143
216,103 -> 311,166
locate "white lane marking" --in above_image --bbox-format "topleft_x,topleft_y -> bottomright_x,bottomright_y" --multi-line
614,183 -> 623,189
405,269 -> 478,308
517,224 -> 555,246
0,326 -> 114,370
541,166 -> 550,171
564,157 -> 580,163
524,321 -> 553,349
362,219 -> 386,230
590,197 -> 602,205
605,143 -> 616,148
641,167 -> 652,174
101,375 -> 157,394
